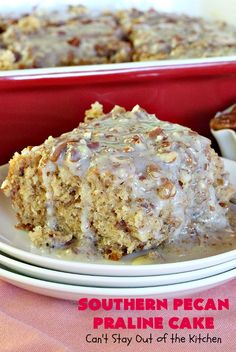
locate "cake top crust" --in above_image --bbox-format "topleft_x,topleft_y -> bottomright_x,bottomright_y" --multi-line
38,103 -> 210,183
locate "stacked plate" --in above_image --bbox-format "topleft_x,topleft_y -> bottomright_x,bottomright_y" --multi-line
0,159 -> 236,300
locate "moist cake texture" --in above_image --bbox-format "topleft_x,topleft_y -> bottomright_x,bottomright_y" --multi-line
1,103 -> 234,260
0,6 -> 236,69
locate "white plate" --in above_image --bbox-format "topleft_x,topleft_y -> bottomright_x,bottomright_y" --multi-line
0,159 -> 235,277
0,252 -> 236,287
211,128 -> 236,161
0,264 -> 235,299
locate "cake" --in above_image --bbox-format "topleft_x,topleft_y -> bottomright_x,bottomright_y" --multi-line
117,9 -> 236,61
0,6 -> 236,70
0,7 -> 131,69
1,103 -> 234,260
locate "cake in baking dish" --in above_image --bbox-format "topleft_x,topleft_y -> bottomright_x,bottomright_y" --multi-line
117,8 -> 236,61
0,6 -> 236,70
1,103 -> 234,260
0,6 -> 131,69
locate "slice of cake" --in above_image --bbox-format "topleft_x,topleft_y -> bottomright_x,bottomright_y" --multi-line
1,8 -> 131,69
117,9 -> 236,61
1,103 -> 234,260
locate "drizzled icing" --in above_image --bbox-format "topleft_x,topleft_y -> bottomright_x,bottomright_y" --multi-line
41,104 -> 233,244
41,161 -> 57,230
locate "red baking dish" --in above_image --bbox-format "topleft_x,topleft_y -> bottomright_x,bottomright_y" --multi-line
0,60 -> 236,165
1,0 -> 236,164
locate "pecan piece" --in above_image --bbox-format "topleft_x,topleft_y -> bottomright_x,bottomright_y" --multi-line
219,202 -> 227,208
139,175 -> 147,181
147,164 -> 160,178
123,146 -> 134,152
157,178 -> 176,199
67,37 -> 81,47
50,142 -> 68,162
70,149 -> 80,162
157,151 -> 177,163
148,127 -> 163,138
87,141 -> 99,149
18,166 -> 25,177
115,219 -> 130,233
50,140 -> 78,162
131,135 -> 141,143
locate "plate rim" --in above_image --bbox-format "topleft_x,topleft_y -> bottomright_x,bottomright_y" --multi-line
0,264 -> 235,296
0,239 -> 235,276
1,252 -> 236,287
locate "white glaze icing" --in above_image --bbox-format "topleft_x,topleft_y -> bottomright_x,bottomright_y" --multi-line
40,105 -> 233,245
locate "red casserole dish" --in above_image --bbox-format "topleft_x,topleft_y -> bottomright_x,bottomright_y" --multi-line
0,61 -> 236,165
1,1 -> 236,164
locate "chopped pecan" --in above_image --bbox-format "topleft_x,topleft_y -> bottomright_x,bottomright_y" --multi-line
160,140 -> 171,148
107,251 -> 120,261
148,127 -> 163,138
87,141 -> 99,149
70,149 -> 80,162
157,178 -> 176,199
123,146 -> 134,152
69,187 -> 77,196
139,175 -> 147,181
147,164 -> 160,173
50,142 -> 67,162
115,219 -> 130,233
15,223 -> 34,231
132,135 -> 140,143
147,164 -> 160,178
67,37 -> 81,47
18,166 -> 25,177
219,202 -> 227,208
50,140 -> 78,162
157,151 -> 177,163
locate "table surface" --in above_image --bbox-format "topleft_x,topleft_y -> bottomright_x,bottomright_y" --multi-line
0,278 -> 235,352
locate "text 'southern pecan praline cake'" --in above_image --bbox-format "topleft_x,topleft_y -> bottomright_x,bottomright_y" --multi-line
1,103 -> 234,260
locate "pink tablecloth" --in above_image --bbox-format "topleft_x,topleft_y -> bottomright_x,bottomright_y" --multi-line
0,279 -> 236,352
